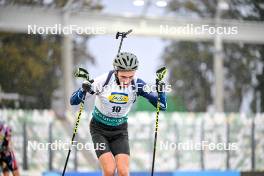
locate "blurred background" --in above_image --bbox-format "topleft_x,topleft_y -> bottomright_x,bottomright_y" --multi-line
0,0 -> 264,176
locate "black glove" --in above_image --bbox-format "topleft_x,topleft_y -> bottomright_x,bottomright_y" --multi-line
82,80 -> 95,94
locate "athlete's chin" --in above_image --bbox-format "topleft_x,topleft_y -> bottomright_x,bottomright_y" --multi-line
120,83 -> 130,87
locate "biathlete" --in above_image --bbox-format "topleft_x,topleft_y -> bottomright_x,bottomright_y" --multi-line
70,52 -> 167,176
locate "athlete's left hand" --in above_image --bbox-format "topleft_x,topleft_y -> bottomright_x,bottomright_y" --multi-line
156,81 -> 165,93
82,80 -> 95,94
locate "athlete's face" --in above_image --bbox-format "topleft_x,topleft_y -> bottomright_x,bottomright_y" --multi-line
117,70 -> 136,87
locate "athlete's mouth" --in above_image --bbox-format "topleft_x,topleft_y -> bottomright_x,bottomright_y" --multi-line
121,83 -> 129,87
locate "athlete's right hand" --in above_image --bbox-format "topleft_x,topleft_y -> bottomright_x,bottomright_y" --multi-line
82,80 -> 95,94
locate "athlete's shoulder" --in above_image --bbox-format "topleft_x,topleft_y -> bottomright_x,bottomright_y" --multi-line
136,78 -> 147,88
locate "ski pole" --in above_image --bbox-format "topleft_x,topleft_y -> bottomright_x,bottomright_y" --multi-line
116,29 -> 133,54
151,67 -> 167,176
62,102 -> 84,176
62,67 -> 92,176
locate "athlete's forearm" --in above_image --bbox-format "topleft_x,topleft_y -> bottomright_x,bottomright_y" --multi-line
143,92 -> 167,111
136,78 -> 167,110
70,88 -> 86,105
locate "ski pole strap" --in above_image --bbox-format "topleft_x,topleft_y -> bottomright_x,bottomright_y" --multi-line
79,68 -> 88,74
156,67 -> 167,82
115,29 -> 133,39
75,67 -> 89,81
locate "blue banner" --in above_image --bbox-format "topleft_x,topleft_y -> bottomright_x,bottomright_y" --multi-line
43,171 -> 240,176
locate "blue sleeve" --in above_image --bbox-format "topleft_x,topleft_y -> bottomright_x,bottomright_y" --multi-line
70,88 -> 86,105
136,79 -> 167,111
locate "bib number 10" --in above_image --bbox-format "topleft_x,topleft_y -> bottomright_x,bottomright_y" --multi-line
112,106 -> 121,112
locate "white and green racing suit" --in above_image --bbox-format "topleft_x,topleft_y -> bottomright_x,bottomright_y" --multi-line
70,70 -> 167,126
